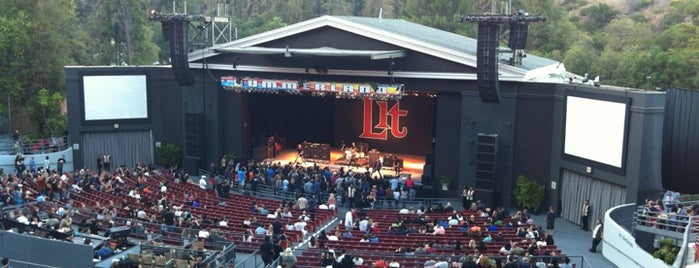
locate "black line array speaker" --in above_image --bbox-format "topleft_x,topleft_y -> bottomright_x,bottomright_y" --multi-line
475,133 -> 498,190
508,23 -> 529,50
163,20 -> 195,86
184,113 -> 205,157
476,23 -> 501,103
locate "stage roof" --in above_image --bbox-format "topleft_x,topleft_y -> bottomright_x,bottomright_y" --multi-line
189,15 -> 569,83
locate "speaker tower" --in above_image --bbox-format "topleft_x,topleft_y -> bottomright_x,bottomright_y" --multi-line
476,24 -> 501,103
163,20 -> 195,86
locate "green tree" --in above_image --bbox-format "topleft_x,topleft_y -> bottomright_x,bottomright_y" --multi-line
403,0 -> 475,36
320,0 -> 354,15
513,175 -> 546,212
234,15 -> 287,39
562,37 -> 598,76
578,3 -> 618,33
105,0 -> 160,65
155,143 -> 182,168
27,89 -> 67,137
521,0 -> 582,59
589,18 -> 653,88
0,11 -> 32,103
0,0 -> 81,135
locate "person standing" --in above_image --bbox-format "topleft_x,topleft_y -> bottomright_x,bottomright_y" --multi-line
345,209 -> 354,230
294,143 -> 305,164
57,155 -> 66,174
103,153 -> 111,172
28,156 -> 36,174
546,206 -> 556,235
371,159 -> 382,178
44,156 -> 51,172
590,218 -> 603,252
97,155 -> 103,174
259,236 -> 274,265
581,200 -> 591,231
462,186 -> 474,210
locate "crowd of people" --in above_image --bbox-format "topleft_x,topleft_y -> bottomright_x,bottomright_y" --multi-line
290,198 -> 568,268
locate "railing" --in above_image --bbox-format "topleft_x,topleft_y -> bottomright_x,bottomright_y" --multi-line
296,249 -> 591,268
0,135 -> 70,155
0,259 -> 61,268
675,215 -> 697,268
633,204 -> 699,239
236,249 -> 264,268
632,202 -> 699,267
196,171 -> 461,211
70,208 -> 248,248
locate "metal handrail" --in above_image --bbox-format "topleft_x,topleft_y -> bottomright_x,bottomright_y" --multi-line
0,135 -> 70,155
0,259 -> 61,268
633,205 -> 698,234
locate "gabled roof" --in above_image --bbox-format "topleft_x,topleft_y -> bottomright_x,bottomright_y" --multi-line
189,15 -> 567,82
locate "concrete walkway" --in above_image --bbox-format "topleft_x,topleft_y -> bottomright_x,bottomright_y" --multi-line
530,213 -> 617,268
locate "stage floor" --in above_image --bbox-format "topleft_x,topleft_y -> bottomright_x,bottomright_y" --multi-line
263,149 -> 425,182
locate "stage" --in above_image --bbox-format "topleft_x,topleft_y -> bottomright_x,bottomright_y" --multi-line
263,149 -> 425,182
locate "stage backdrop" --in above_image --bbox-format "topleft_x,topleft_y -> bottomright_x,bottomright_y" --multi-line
334,96 -> 435,155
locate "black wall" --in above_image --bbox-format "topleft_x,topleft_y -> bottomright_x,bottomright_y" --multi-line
0,230 -> 93,267
333,96 -> 435,155
662,88 -> 699,194
66,64 -> 666,208
66,67 -> 181,170
248,93 -> 335,147
511,84 -> 556,205
546,86 -> 665,206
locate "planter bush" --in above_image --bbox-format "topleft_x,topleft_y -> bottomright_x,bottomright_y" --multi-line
155,143 -> 181,169
513,175 -> 546,212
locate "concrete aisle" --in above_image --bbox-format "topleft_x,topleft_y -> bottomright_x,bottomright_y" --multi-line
531,213 -> 617,268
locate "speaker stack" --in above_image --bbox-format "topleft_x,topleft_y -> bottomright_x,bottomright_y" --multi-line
163,20 -> 195,86
184,113 -> 206,157
508,23 -> 529,50
475,133 -> 498,190
476,24 -> 501,103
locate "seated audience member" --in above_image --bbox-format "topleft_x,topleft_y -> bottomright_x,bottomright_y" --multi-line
433,224 -> 446,235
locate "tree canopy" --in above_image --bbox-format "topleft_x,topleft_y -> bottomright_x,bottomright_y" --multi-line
0,0 -> 697,136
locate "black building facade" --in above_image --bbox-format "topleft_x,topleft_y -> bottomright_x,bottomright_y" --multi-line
66,16 -> 665,224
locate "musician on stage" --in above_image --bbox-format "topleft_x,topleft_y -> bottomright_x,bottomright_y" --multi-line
393,155 -> 401,175
370,159 -> 382,178
294,143 -> 305,164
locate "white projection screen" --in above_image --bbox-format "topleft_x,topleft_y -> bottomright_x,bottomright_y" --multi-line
83,75 -> 148,121
564,95 -> 628,168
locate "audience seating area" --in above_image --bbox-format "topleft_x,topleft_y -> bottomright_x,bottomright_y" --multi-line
295,209 -> 564,268
8,167 -> 570,267
18,168 -> 335,254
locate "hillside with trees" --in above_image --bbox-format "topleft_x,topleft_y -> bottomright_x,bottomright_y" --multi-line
0,0 -> 697,137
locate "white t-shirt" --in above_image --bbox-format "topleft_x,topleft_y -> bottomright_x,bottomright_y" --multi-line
345,211 -> 353,228
389,261 -> 401,267
358,219 -> 369,231
294,221 -> 307,231
16,215 -> 29,225
353,257 -> 364,265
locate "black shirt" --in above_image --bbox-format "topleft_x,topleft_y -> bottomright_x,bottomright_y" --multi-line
259,241 -> 274,258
